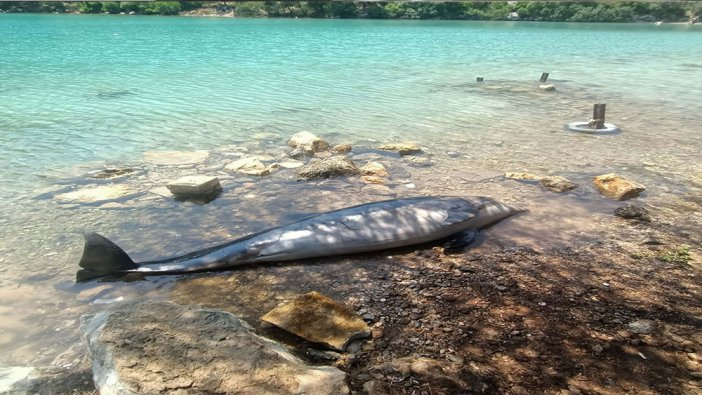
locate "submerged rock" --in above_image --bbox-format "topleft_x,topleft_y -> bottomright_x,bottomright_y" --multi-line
288,131 -> 330,154
331,143 -> 353,154
505,172 -> 541,181
297,156 -> 359,180
378,141 -> 422,155
539,176 -> 577,193
55,185 -> 138,204
88,167 -> 136,180
594,173 -> 646,200
261,292 -> 370,351
81,301 -> 348,395
539,84 -> 556,91
403,156 -> 433,167
614,204 -> 652,222
225,157 -> 274,176
143,150 -> 209,166
166,175 -> 222,199
360,162 -> 389,177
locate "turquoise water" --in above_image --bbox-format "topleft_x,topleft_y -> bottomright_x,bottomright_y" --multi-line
0,14 -> 701,368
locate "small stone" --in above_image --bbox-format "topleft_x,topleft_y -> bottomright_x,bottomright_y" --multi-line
539,176 -> 578,193
278,160 -> 304,169
288,148 -> 307,160
288,131 -> 329,154
225,157 -> 273,176
594,173 -> 646,200
360,162 -> 389,177
403,156 -> 432,167
330,143 -> 352,154
614,204 -> 652,222
592,344 -> 604,354
362,380 -> 389,395
166,176 -> 222,199
378,141 -> 422,155
371,329 -> 383,339
539,84 -> 556,91
628,319 -> 656,334
511,385 -> 530,395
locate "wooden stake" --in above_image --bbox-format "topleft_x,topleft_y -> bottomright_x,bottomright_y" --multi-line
592,103 -> 606,129
540,72 -> 549,82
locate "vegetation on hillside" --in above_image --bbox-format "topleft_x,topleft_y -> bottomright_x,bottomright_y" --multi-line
0,1 -> 700,23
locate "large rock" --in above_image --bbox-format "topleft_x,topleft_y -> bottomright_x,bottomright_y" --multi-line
297,156 -> 359,180
539,176 -> 577,193
81,301 -> 348,395
378,141 -> 422,155
166,176 -> 222,199
288,132 -> 329,154
143,150 -> 209,166
225,157 -> 273,176
261,292 -> 370,351
55,185 -> 137,204
594,173 -> 646,200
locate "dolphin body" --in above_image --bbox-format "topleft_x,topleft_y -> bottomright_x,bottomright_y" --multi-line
76,196 -> 518,282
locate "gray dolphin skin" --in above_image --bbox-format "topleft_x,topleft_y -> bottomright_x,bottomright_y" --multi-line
76,196 -> 519,282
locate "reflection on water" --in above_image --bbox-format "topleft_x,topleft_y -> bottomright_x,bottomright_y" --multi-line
0,16 -> 700,370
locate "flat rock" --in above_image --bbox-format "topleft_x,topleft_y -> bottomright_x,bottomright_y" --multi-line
614,204 -> 652,222
378,141 -> 422,155
288,131 -> 330,154
81,301 -> 348,395
166,175 -> 222,198
360,162 -> 389,177
143,150 -> 209,166
594,173 -> 646,200
331,143 -> 352,154
279,160 -> 304,169
297,156 -> 359,180
261,291 -> 370,351
505,172 -> 541,181
55,185 -> 137,204
539,176 -> 578,193
225,157 -> 273,176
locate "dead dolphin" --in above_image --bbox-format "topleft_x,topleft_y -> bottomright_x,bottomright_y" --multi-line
76,196 -> 519,282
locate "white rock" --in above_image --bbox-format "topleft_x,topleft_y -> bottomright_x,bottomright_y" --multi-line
225,157 -> 272,176
55,185 -> 137,204
143,150 -> 209,166
166,176 -> 221,198
539,84 -> 556,91
288,131 -> 329,154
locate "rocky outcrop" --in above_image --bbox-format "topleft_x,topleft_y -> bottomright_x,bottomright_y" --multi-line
81,301 -> 348,395
262,292 -> 370,351
614,204 -> 652,222
594,173 -> 646,200
539,176 -> 577,193
166,176 -> 222,199
288,132 -> 330,155
225,157 -> 274,176
143,150 -> 209,166
297,157 -> 359,180
378,142 -> 422,155
55,185 -> 138,204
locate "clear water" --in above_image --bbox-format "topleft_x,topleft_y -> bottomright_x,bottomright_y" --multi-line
0,14 -> 701,367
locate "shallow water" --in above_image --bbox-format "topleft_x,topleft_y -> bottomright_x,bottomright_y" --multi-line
0,15 -> 701,368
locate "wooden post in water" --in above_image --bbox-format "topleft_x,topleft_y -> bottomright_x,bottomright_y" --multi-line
476,76 -> 484,82
540,72 -> 549,82
592,103 -> 606,129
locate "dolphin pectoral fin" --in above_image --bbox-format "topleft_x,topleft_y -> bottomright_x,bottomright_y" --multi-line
442,229 -> 479,252
443,206 -> 477,226
76,233 -> 139,283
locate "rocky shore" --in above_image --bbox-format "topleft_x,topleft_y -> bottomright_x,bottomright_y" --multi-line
4,131 -> 700,394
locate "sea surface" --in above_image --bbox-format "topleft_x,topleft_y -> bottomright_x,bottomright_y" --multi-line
0,14 -> 701,369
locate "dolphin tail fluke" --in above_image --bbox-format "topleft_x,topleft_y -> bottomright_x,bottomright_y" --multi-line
76,233 -> 139,283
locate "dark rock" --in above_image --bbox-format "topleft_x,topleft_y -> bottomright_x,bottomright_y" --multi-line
614,205 -> 652,222
297,156 -> 360,180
